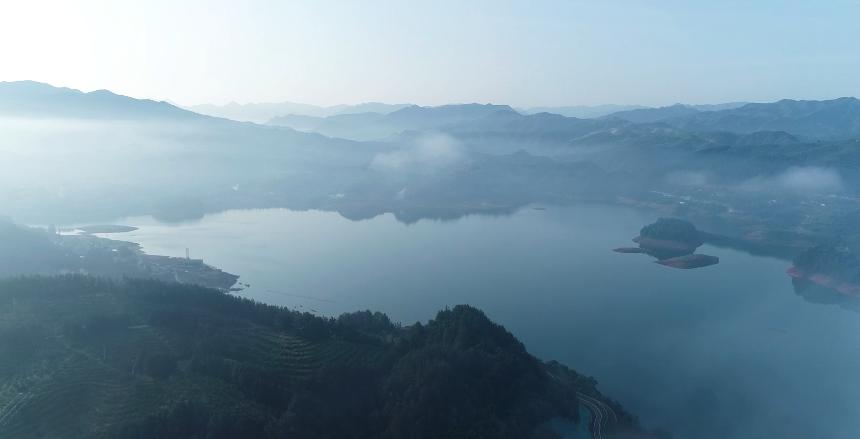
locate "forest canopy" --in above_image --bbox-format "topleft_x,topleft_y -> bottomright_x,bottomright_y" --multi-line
0,276 -> 661,439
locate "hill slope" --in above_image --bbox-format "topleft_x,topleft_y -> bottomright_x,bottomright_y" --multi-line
189,101 -> 410,123
0,276 -> 662,439
269,104 -> 519,141
603,104 -> 701,124
666,97 -> 860,140
520,104 -> 649,119
0,81 -> 204,120
0,82 -> 385,224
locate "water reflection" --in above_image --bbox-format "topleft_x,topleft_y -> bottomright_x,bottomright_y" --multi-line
789,245 -> 860,311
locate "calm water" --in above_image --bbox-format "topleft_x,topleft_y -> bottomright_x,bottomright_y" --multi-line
98,205 -> 860,439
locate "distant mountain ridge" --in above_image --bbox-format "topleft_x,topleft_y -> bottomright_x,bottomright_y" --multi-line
387,103 -> 517,126
519,104 -> 649,118
600,98 -> 860,140
665,97 -> 860,140
0,81 -> 204,120
521,103 -> 750,119
6,80 -> 860,249
603,102 -> 750,124
187,100 -> 411,123
269,103 -> 519,141
603,104 -> 702,124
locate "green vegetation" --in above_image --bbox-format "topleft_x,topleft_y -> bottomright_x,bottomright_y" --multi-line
0,276 -> 660,439
639,218 -> 703,247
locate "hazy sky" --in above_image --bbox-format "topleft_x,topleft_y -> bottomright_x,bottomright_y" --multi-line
1,0 -> 858,107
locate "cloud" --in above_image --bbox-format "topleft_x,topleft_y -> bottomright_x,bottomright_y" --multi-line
739,167 -> 844,194
370,133 -> 466,172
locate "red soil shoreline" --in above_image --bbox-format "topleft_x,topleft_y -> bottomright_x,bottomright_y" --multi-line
787,266 -> 860,296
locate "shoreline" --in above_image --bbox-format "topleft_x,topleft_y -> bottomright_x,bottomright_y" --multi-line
53,232 -> 240,292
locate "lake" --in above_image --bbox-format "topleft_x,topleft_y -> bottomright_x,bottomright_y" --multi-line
95,204 -> 860,439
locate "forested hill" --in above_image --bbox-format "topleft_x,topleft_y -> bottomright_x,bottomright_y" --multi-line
0,276 -> 663,439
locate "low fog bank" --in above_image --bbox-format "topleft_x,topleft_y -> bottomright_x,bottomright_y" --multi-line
370,133 -> 467,173
4,94 -> 860,257
0,116 -> 627,225
0,117 -> 382,224
738,167 -> 845,194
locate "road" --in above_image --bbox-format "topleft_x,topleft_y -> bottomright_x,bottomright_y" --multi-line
577,392 -> 619,439
547,370 -> 619,439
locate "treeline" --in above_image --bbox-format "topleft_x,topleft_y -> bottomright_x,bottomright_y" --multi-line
639,218 -> 703,246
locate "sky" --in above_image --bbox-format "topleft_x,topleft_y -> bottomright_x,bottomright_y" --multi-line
0,0 -> 858,107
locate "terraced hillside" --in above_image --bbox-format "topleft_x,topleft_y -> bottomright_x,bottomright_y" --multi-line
0,276 -> 663,439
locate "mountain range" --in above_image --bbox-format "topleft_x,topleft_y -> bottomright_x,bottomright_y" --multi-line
4,81 -> 860,232
601,98 -> 860,140
267,97 -> 860,146
186,101 -> 411,123
518,104 -> 649,118
662,97 -> 860,140
519,103 -> 747,119
0,81 -> 203,120
269,104 -> 520,141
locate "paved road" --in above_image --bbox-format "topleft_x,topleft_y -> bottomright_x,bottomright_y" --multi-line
577,392 -> 619,439
547,370 -> 619,439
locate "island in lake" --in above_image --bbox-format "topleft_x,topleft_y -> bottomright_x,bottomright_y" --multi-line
614,218 -> 719,269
